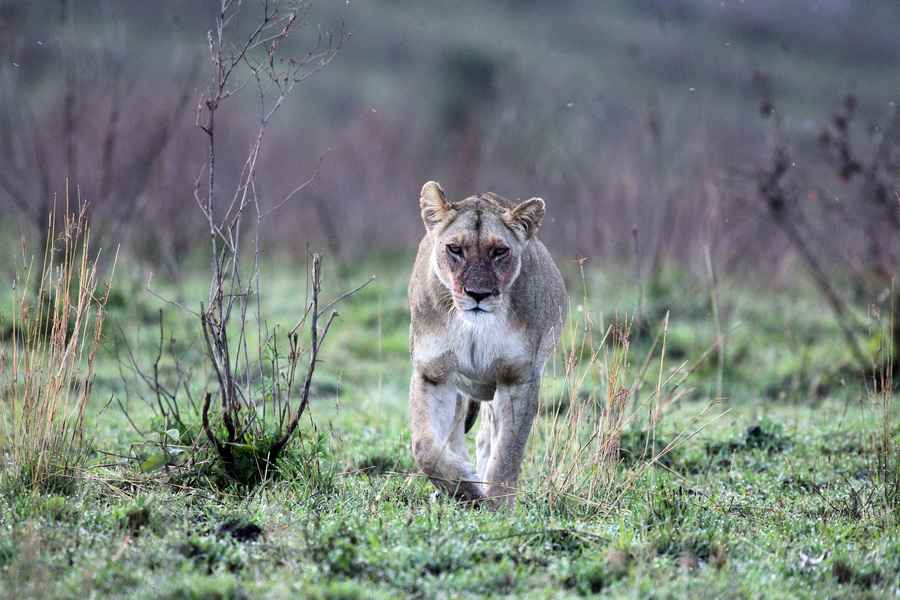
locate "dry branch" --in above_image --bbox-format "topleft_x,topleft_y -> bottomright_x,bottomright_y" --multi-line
185,0 -> 346,483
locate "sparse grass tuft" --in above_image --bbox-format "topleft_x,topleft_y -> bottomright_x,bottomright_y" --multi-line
530,264 -> 720,517
873,285 -> 899,520
1,201 -> 113,496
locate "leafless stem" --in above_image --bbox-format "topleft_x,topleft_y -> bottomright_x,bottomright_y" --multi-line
268,255 -> 337,464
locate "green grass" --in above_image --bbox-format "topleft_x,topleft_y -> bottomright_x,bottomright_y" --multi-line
1,256 -> 898,599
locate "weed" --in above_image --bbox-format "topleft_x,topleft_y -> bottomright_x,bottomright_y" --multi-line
530,261 -> 720,516
1,200 -> 114,495
564,556 -> 624,595
872,286 -> 899,519
112,496 -> 160,537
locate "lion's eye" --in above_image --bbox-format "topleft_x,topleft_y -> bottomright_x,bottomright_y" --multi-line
492,247 -> 509,259
446,244 -> 463,257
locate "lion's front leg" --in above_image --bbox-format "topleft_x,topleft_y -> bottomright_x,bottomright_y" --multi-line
409,371 -> 485,502
482,378 -> 540,509
475,405 -> 493,482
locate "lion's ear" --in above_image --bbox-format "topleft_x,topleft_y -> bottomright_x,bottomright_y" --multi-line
506,197 -> 545,240
420,181 -> 454,231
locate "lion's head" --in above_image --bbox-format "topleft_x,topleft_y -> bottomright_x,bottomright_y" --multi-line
419,181 -> 546,317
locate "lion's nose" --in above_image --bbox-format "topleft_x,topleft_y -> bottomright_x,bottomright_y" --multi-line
465,288 -> 494,303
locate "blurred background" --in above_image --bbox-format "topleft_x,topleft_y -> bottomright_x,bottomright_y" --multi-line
1,0 -> 898,292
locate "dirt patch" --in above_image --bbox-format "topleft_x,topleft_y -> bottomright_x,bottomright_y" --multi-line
217,518 -> 263,542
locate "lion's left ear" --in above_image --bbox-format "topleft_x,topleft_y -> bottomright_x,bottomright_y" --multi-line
505,198 -> 545,240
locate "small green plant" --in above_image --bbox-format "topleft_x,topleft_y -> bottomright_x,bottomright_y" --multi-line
1,201 -> 113,495
111,496 -> 160,537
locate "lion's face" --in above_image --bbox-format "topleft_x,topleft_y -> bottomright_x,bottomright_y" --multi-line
419,182 -> 545,317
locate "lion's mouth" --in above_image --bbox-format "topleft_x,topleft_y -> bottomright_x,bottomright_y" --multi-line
452,294 -> 499,314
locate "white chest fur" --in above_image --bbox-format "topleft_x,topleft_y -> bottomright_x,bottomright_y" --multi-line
416,312 -> 527,381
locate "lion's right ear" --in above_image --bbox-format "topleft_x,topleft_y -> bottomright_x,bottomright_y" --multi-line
420,181 -> 454,231
505,197 -> 545,240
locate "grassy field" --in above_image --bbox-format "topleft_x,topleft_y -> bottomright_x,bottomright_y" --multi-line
2,1 -> 899,597
1,254 -> 898,599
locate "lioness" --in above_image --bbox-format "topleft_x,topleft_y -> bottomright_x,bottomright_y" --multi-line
408,181 -> 567,508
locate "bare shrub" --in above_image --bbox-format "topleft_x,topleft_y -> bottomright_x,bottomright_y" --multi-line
125,0 -> 359,487
754,86 -> 900,373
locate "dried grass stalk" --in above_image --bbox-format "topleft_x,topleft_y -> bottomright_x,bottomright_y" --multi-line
1,196 -> 114,494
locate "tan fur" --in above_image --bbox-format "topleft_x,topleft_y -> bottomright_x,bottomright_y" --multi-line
408,181 -> 567,509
